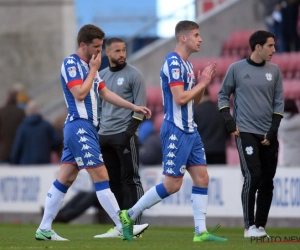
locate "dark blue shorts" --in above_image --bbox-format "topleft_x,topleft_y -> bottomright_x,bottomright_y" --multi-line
160,121 -> 206,177
61,119 -> 104,169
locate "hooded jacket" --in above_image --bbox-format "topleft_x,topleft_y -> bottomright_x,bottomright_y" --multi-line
10,114 -> 61,165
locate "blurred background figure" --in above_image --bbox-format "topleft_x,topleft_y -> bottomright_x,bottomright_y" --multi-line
194,89 -> 229,165
10,100 -> 62,165
139,118 -> 162,166
262,0 -> 285,52
281,0 -> 300,52
278,99 -> 300,166
14,83 -> 30,109
0,89 -> 25,163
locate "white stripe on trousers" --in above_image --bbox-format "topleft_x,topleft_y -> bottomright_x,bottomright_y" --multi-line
129,136 -> 144,224
236,136 -> 251,228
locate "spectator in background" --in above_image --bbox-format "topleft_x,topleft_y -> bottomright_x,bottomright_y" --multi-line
139,119 -> 162,166
0,89 -> 25,163
281,0 -> 300,52
278,99 -> 300,166
194,89 -> 229,165
14,83 -> 30,109
262,0 -> 285,52
10,100 -> 62,165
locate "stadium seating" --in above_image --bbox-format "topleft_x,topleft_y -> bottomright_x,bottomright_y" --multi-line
283,79 -> 300,99
221,30 -> 255,58
272,52 -> 300,79
190,56 -> 240,83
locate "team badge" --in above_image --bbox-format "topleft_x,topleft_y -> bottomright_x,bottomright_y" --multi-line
117,78 -> 124,85
180,165 -> 186,174
265,73 -> 272,81
75,157 -> 84,166
245,146 -> 253,155
68,66 -> 77,77
172,68 -> 180,79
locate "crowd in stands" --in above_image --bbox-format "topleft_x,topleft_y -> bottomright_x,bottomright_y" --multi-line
0,87 -> 62,165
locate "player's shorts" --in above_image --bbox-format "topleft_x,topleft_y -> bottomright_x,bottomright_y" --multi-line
160,120 -> 206,177
61,119 -> 104,170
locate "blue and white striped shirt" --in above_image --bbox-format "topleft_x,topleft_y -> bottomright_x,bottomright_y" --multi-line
60,54 -> 105,127
160,52 -> 197,133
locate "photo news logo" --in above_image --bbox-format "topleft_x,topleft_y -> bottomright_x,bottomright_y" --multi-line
250,236 -> 300,244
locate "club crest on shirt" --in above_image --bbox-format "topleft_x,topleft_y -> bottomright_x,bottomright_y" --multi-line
172,68 -> 180,79
245,146 -> 253,155
265,73 -> 272,81
68,66 -> 77,77
117,77 -> 124,85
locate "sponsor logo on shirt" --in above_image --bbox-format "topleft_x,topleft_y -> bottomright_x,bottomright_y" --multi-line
166,160 -> 175,166
169,60 -> 180,66
66,59 -> 75,65
78,136 -> 89,143
169,134 -> 178,141
77,128 -> 87,135
166,152 -> 176,158
87,160 -> 96,166
84,152 -> 94,158
167,143 -> 177,149
81,144 -> 91,150
166,168 -> 175,174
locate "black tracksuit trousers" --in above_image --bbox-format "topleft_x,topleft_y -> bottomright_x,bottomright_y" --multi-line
235,132 -> 278,229
99,132 -> 144,224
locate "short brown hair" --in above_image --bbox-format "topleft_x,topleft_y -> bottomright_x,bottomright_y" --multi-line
77,24 -> 105,46
175,20 -> 199,41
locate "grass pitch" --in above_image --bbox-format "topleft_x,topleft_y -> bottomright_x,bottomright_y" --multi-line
0,223 -> 300,250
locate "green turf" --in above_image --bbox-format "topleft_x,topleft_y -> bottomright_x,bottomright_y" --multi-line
0,223 -> 300,250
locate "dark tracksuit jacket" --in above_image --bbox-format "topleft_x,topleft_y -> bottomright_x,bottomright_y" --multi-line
98,63 -> 146,224
218,58 -> 284,228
